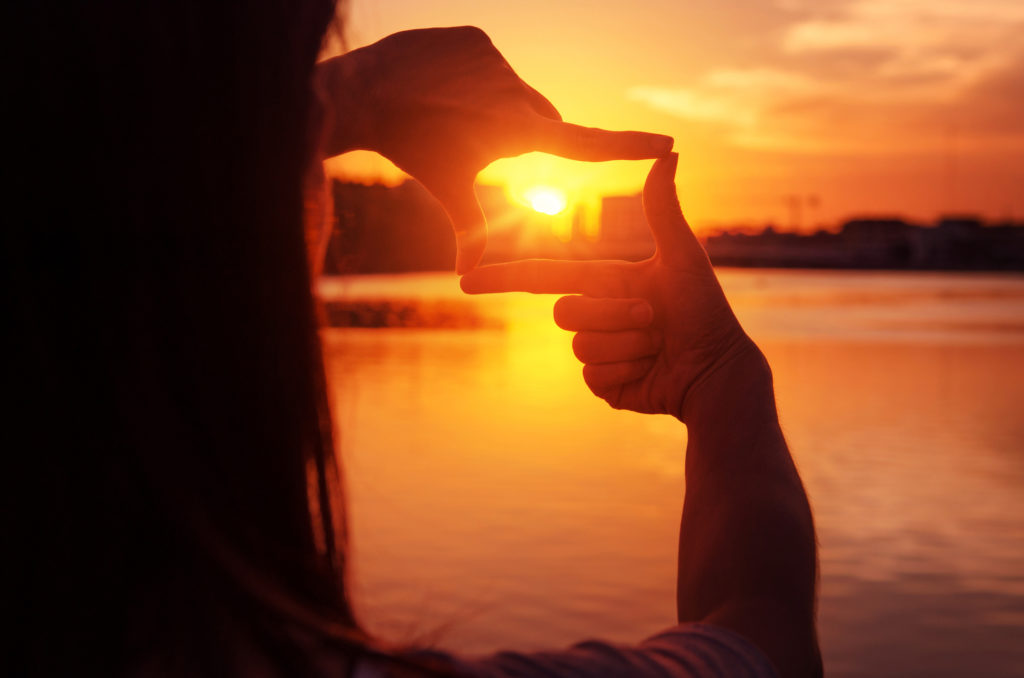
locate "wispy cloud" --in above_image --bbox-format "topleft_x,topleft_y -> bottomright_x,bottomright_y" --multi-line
785,0 -> 1024,52
629,0 -> 1024,154
784,0 -> 1024,86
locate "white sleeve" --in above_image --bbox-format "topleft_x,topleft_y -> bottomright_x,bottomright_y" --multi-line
411,623 -> 779,678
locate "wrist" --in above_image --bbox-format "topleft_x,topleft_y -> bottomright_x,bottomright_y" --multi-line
681,338 -> 792,481
680,337 -> 775,429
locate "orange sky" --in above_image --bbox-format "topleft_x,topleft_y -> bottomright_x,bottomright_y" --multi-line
325,0 -> 1024,233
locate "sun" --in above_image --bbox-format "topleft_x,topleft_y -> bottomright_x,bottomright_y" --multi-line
523,186 -> 568,215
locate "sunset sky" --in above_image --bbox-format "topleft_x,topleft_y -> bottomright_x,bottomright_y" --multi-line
326,0 -> 1024,233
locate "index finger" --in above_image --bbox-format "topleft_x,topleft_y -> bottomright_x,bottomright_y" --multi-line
534,118 -> 673,162
460,259 -> 623,297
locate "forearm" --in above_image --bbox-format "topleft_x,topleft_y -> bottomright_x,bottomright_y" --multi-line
676,342 -> 820,676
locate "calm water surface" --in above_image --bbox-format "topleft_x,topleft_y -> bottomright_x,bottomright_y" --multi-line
319,269 -> 1024,678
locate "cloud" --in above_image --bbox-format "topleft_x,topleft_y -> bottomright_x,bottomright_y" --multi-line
785,0 -> 1024,52
628,87 -> 754,128
783,0 -> 1024,87
629,0 -> 1024,154
629,68 -> 826,137
629,68 -> 819,128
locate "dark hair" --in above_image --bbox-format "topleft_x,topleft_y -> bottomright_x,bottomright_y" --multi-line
8,2 -> 373,675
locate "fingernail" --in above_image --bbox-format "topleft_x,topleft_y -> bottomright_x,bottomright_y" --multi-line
631,302 -> 653,324
650,135 -> 673,155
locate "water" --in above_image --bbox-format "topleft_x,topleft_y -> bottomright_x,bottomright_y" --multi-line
319,269 -> 1024,677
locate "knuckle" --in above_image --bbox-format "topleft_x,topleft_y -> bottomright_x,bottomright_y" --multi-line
552,296 -> 577,329
529,115 -> 555,148
572,333 -> 587,361
452,26 -> 488,43
615,298 -> 641,324
582,364 -> 604,389
606,396 -> 628,411
572,332 -> 595,363
583,369 -> 622,406
625,334 -> 646,358
573,126 -> 597,156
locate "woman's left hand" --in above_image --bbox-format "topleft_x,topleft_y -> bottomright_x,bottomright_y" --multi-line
316,27 -> 672,274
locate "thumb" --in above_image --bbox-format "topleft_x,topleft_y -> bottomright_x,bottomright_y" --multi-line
643,153 -> 706,269
433,181 -> 487,275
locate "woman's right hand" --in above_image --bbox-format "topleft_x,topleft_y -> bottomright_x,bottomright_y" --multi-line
467,156 -> 822,678
460,154 -> 761,423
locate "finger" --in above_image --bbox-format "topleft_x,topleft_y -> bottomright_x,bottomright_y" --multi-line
553,296 -> 652,331
642,153 -> 707,269
534,118 -> 673,161
460,259 -> 622,296
583,358 -> 655,391
431,181 -> 487,275
573,330 -> 661,365
520,81 -> 562,121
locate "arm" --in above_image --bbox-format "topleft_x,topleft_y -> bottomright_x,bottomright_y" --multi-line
678,346 -> 821,678
461,155 -> 821,677
312,27 -> 673,273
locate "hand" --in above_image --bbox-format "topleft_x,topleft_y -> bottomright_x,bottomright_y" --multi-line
460,154 -> 759,422
316,27 -> 673,274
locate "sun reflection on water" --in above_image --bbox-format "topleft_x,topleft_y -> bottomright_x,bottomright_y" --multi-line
320,270 -> 1024,675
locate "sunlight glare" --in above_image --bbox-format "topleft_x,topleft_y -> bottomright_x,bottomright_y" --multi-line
524,186 -> 568,215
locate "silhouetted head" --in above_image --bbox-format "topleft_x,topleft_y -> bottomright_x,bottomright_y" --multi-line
8,2 -> 375,675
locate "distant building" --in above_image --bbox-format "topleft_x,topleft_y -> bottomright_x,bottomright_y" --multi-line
321,181 -> 1024,273
706,226 -> 853,268
840,218 -> 914,267
704,216 -> 1024,270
